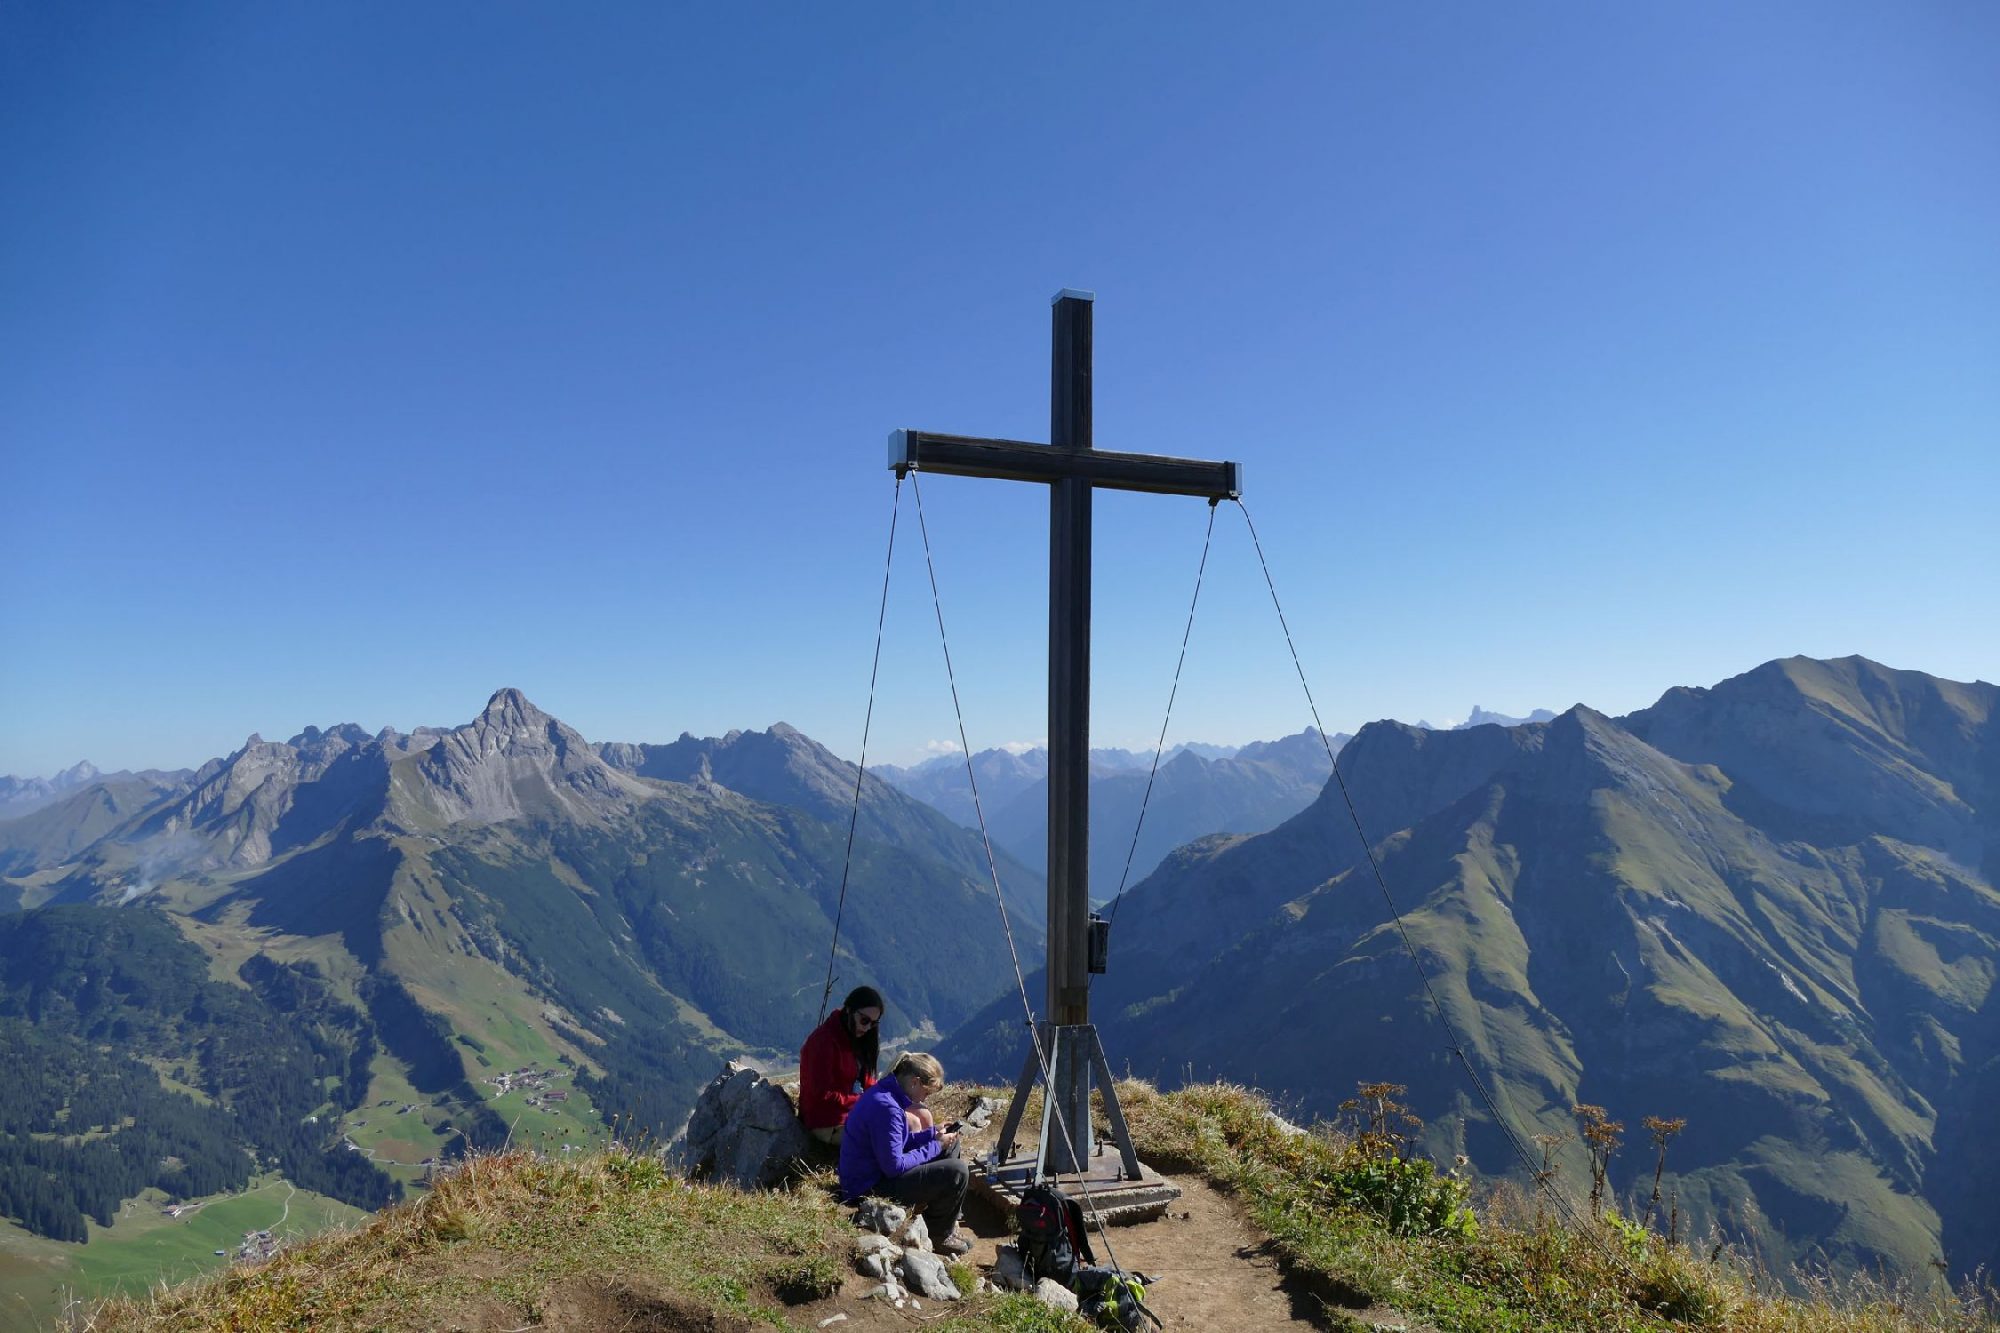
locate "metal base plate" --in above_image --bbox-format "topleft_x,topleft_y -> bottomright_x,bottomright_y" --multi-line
971,1145 -> 1182,1226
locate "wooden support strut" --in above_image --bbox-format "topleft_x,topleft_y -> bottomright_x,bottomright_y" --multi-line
888,289 -> 1240,1182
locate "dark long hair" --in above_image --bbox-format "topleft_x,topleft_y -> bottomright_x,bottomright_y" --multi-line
841,984 -> 884,1079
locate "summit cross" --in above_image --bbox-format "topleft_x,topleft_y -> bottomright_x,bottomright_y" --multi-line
888,289 -> 1241,1178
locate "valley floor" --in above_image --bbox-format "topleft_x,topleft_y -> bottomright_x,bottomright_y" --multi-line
1,1175 -> 367,1329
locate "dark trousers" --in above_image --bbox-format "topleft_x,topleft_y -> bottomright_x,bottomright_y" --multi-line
881,1141 -> 967,1240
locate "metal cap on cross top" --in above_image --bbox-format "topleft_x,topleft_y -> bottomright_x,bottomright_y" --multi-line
887,291 -> 1239,1202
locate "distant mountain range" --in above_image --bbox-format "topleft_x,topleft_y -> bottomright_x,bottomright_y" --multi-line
9,661 -> 1994,1288
940,657 -> 1998,1283
875,730 -> 1347,899
0,761 -> 192,822
1454,705 -> 1559,729
869,713 -> 1554,896
0,691 -> 1045,1255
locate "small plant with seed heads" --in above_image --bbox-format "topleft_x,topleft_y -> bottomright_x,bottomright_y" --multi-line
1641,1114 -> 1686,1234
1572,1104 -> 1623,1219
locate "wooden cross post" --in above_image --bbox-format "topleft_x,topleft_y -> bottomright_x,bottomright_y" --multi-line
889,290 -> 1241,1181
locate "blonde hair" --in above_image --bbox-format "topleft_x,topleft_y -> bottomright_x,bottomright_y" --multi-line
892,1051 -> 944,1088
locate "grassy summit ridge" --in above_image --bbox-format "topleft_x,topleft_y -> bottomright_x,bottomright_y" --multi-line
82,1081 -> 1995,1333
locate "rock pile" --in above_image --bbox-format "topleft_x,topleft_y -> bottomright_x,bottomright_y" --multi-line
848,1199 -> 969,1306
991,1241 -> 1081,1312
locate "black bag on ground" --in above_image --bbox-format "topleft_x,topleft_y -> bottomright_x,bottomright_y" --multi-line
1016,1183 -> 1095,1286
1075,1266 -> 1164,1330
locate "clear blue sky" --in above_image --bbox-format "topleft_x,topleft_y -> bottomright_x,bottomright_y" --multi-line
3,3 -> 1995,778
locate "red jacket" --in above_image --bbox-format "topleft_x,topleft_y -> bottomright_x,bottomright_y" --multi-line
798,1009 -> 876,1130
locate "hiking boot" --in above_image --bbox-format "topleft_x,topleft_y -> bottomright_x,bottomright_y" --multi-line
936,1231 -> 973,1257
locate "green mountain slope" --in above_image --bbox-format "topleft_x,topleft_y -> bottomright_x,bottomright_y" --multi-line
595,721 -> 1046,927
942,656 -> 1999,1284
0,689 -> 1046,1300
0,774 -> 191,878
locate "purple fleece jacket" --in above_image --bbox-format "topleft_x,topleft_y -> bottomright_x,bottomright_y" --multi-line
836,1077 -> 938,1200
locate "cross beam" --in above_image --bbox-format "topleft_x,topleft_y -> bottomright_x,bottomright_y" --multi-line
887,432 -> 1241,500
888,289 -> 1241,1177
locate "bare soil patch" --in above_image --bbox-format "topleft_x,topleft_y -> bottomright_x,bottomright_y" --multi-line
529,1275 -> 757,1332
971,1171 -> 1333,1330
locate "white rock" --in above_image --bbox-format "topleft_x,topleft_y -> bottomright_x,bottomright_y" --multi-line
1033,1277 -> 1079,1313
817,1317 -> 848,1329
904,1214 -> 931,1252
899,1250 -> 962,1301
857,1253 -> 891,1281
854,1233 -> 901,1259
853,1200 -> 908,1235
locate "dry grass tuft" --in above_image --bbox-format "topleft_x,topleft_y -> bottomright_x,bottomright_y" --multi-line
75,1146 -> 849,1332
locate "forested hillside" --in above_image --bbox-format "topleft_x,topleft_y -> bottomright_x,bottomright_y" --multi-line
0,907 -> 399,1242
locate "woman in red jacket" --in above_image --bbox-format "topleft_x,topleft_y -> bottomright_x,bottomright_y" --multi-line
798,985 -> 886,1145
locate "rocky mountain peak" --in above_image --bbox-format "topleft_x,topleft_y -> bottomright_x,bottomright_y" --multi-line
139,722 -> 390,872
406,692 -> 647,827
0,760 -> 121,819
478,687 -> 548,729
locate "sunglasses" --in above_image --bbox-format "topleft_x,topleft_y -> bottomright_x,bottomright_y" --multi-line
852,1011 -> 880,1029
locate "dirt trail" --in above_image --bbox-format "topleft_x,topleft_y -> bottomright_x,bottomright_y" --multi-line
793,1168 -> 1428,1332
965,1172 -> 1329,1330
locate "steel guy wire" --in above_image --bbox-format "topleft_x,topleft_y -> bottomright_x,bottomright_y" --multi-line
1103,498 -> 1219,934
1231,497 -> 1607,1246
907,468 -> 1128,1273
818,473 -> 902,1025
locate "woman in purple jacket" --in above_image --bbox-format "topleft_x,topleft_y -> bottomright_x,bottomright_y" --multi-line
836,1051 -> 971,1254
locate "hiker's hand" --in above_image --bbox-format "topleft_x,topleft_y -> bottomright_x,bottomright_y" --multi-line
939,1130 -> 960,1152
